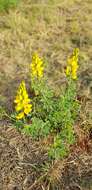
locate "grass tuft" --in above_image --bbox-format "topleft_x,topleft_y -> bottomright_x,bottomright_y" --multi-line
0,0 -> 19,12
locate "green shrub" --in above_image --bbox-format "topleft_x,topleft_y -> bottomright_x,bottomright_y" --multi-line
22,117 -> 51,139
13,49 -> 80,160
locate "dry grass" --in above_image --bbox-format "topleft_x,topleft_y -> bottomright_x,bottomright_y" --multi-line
0,0 -> 92,113
0,0 -> 92,85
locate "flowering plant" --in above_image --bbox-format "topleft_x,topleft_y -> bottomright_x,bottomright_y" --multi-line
14,81 -> 32,120
13,49 -> 80,159
30,52 -> 44,79
66,48 -> 79,79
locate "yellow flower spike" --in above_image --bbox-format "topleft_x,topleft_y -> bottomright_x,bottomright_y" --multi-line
30,52 -> 44,79
66,48 -> 79,80
14,81 -> 32,120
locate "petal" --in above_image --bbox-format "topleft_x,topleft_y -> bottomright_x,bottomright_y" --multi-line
15,103 -> 23,111
16,112 -> 24,120
66,66 -> 71,76
24,104 -> 32,114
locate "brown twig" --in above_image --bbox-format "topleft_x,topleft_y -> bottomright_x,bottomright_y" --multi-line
28,173 -> 47,190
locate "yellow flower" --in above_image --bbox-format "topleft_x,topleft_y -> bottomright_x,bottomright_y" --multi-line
30,53 -> 44,79
66,48 -> 79,79
14,81 -> 32,120
24,104 -> 32,114
66,66 -> 71,76
16,112 -> 24,120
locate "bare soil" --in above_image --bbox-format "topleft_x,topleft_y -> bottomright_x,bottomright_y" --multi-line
0,120 -> 92,190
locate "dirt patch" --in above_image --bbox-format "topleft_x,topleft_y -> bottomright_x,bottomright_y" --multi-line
0,122 -> 47,190
0,121 -> 92,190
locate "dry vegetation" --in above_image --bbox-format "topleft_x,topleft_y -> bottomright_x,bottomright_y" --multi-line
0,0 -> 92,190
